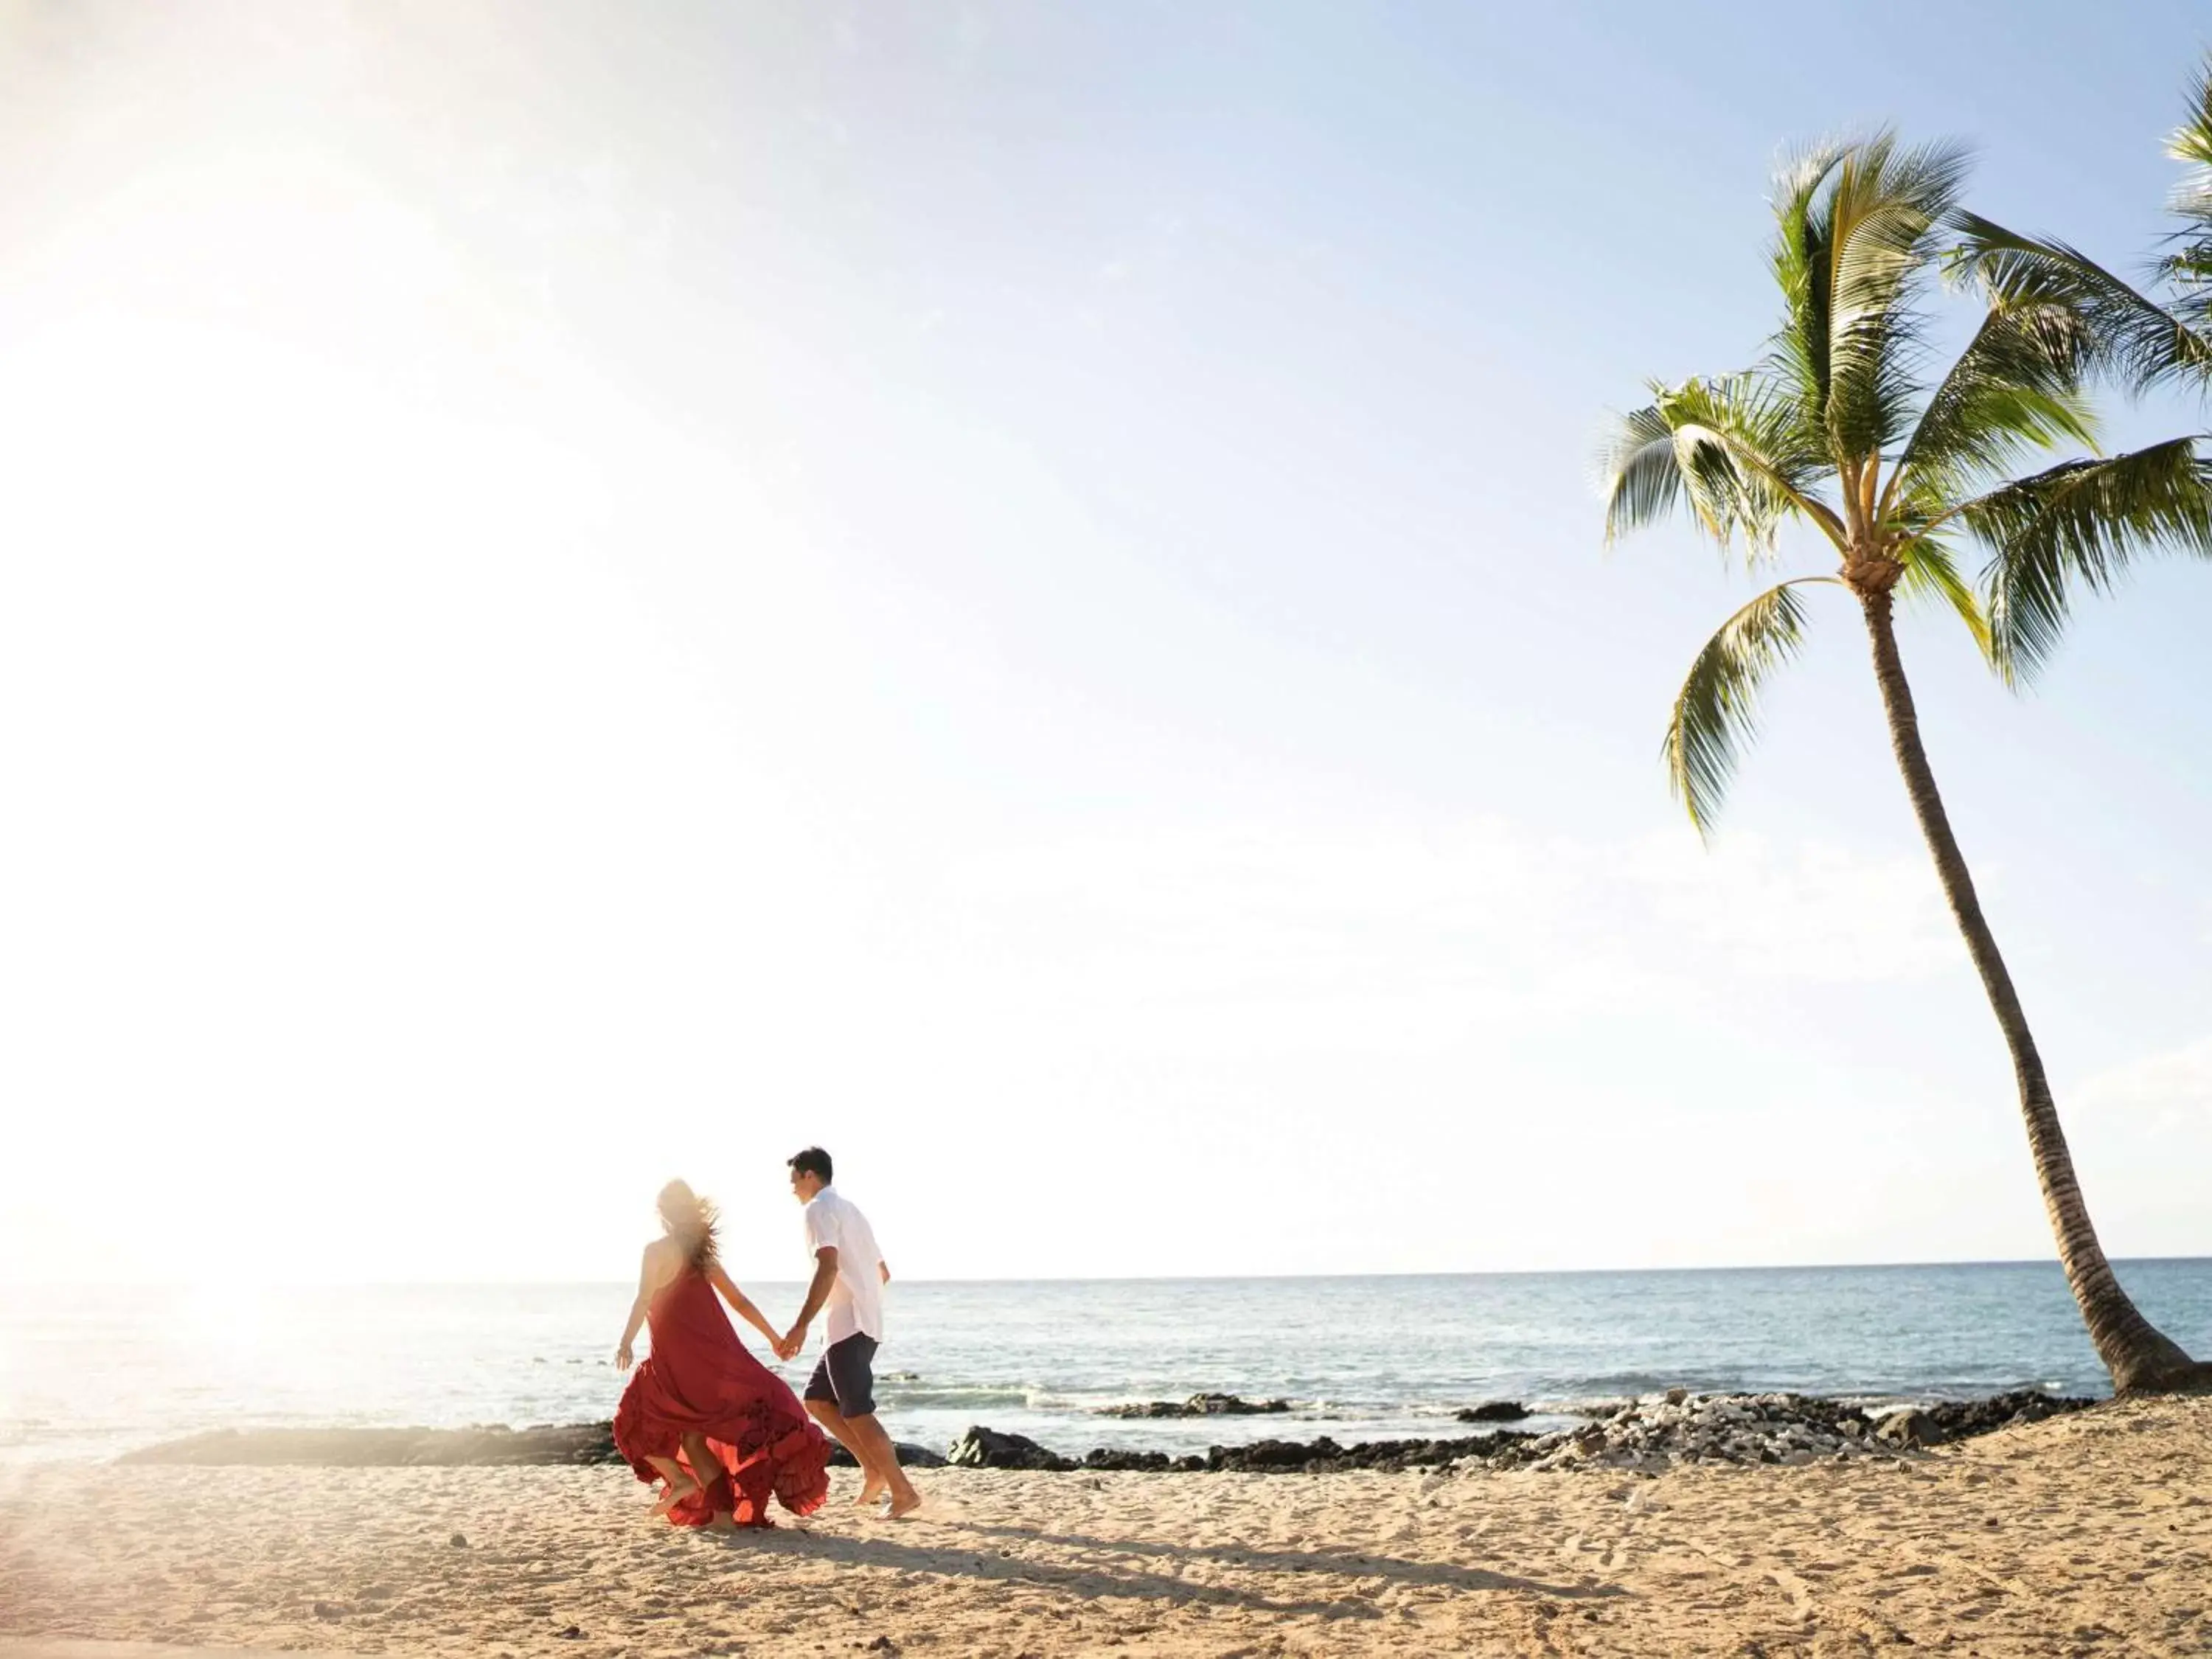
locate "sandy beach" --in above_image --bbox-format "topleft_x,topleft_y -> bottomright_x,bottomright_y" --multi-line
2,1396 -> 2206,1657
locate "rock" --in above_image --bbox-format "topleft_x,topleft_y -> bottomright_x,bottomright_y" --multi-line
557,1626 -> 582,1640
1208,1436 -> 1346,1472
1875,1408 -> 1942,1447
1455,1401 -> 1531,1423
1455,1388 -> 2087,1475
1199,1392 -> 1290,1415
945,1426 -> 1076,1471
1096,1394 -> 1291,1419
448,1532 -> 468,1549
312,1602 -> 341,1621
1917,1389 -> 2093,1439
983,1427 -> 1542,1476
1203,1430 -> 1535,1474
1079,1447 -> 1179,1472
829,1441 -> 947,1470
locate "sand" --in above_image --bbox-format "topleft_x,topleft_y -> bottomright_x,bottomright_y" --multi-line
3,1397 -> 2208,1657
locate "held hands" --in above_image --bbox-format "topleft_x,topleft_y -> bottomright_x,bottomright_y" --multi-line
774,1323 -> 807,1363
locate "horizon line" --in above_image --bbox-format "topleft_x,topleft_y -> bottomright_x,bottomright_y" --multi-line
6,1253 -> 2209,1292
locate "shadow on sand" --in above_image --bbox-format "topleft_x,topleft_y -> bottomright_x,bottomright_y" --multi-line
701,1513 -> 1625,1621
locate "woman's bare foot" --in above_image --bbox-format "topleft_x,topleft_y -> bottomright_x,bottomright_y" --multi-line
650,1476 -> 701,1519
703,1511 -> 738,1533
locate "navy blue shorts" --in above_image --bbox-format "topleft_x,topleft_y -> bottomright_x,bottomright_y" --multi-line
804,1333 -> 878,1419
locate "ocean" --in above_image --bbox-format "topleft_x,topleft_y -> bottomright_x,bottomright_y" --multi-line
5,1259 -> 2210,1467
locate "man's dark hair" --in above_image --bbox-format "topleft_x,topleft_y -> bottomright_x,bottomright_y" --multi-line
787,1146 -> 833,1185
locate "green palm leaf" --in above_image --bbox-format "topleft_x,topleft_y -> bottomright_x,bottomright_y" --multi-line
1663,579 -> 1832,835
1958,437 -> 2212,681
1597,403 -> 1690,543
1889,293 -> 2097,509
1767,140 -> 1852,425
2160,61 -> 2212,332
2171,60 -> 2212,174
1893,536 -> 1992,656
1820,134 -> 1974,462
1599,377 -> 1840,557
1950,212 -> 2212,395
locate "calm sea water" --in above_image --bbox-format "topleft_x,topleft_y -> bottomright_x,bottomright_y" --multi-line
4,1261 -> 2209,1467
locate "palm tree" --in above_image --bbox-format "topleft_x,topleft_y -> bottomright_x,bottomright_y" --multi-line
1600,132 -> 2212,1394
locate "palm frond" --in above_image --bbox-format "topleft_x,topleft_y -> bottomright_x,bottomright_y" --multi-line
2166,58 -> 2212,197
1664,579 -> 1831,835
1600,375 -> 1841,557
1597,403 -> 1689,543
2161,60 -> 2212,334
1821,134 -> 1975,464
1889,296 -> 2098,507
1893,536 -> 1992,657
1767,139 -> 1852,438
1951,212 -> 2212,395
1959,437 -> 2212,681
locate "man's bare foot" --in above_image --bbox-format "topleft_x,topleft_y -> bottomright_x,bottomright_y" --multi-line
853,1476 -> 886,1508
887,1486 -> 924,1519
650,1476 -> 702,1519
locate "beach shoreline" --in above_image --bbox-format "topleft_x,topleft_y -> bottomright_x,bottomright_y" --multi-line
6,1395 -> 2205,1655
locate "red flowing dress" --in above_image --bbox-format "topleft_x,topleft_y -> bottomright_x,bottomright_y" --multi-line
612,1266 -> 832,1527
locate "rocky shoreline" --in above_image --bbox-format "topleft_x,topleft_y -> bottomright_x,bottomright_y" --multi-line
943,1422 -> 1537,1472
1489,1387 -> 2093,1473
947,1389 -> 2093,1473
116,1388 -> 2094,1475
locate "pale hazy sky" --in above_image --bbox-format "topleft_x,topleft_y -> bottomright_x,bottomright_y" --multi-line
4,2 -> 2211,1287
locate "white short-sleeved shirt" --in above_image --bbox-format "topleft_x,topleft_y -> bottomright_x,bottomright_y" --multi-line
802,1186 -> 884,1346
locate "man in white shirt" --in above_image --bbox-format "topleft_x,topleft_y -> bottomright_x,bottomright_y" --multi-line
776,1147 -> 919,1517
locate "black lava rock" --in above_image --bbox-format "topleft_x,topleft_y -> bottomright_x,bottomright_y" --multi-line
1203,1430 -> 1534,1474
1890,1389 -> 2093,1445
1096,1393 -> 1292,1419
1079,1447 -> 1176,1472
828,1441 -> 948,1470
1455,1401 -> 1531,1422
945,1425 -> 1077,1471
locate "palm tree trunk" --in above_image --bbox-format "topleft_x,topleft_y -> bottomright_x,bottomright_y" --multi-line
1859,591 -> 2209,1394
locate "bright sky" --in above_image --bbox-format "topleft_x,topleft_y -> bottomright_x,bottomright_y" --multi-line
4,1 -> 2211,1286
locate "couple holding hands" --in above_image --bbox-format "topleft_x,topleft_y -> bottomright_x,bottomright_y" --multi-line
612,1147 -> 921,1528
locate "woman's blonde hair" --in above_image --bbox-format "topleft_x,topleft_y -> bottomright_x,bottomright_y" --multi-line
655,1179 -> 720,1272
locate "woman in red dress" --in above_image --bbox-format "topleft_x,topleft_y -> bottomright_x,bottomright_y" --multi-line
613,1180 -> 832,1529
